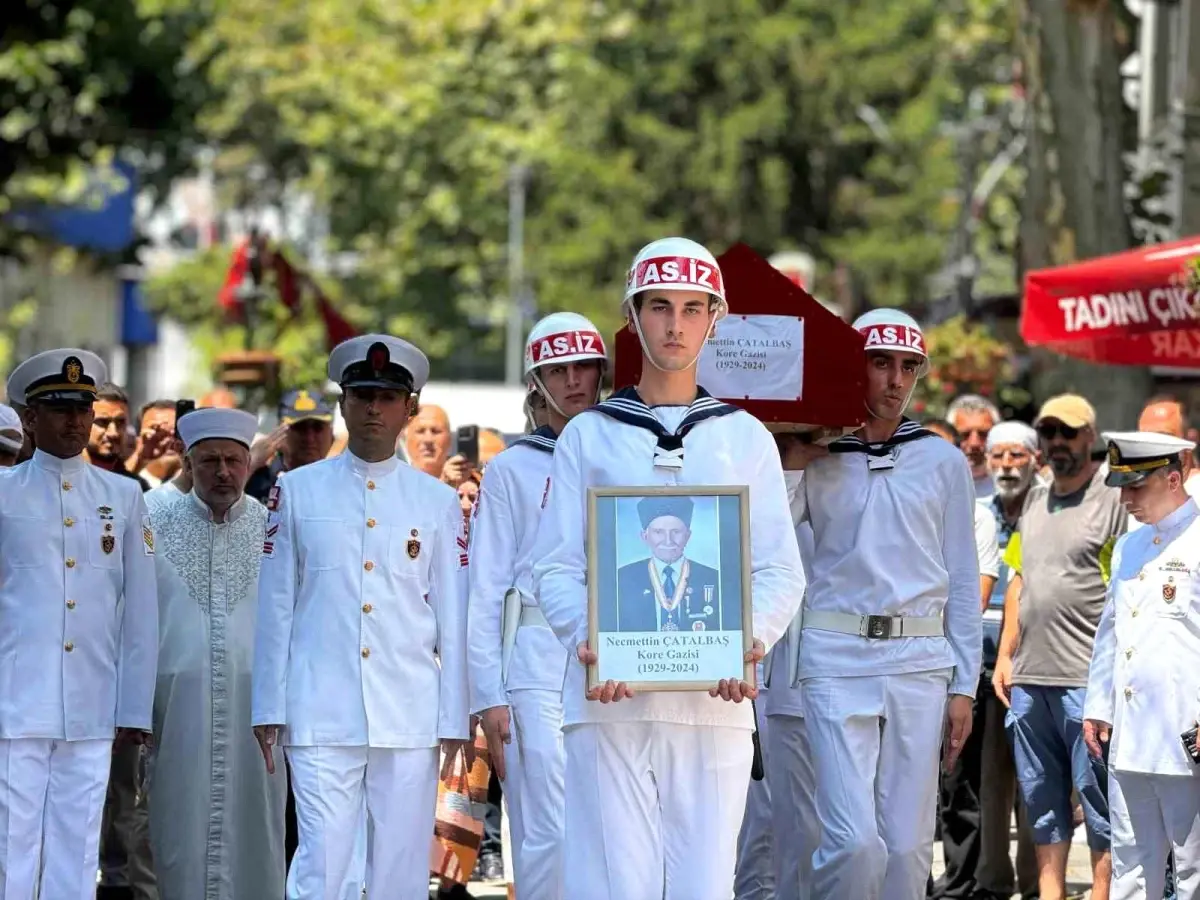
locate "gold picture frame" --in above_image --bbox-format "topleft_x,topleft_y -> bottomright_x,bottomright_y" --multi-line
586,484 -> 754,693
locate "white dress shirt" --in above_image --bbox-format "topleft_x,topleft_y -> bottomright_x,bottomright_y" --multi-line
531,393 -> 807,730
793,433 -> 983,696
1085,498 -> 1200,776
0,449 -> 158,738
251,450 -> 470,746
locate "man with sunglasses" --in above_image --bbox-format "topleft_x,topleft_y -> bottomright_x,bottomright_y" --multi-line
994,394 -> 1125,900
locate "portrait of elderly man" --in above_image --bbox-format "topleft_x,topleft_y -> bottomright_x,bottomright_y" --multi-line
946,393 -> 1001,501
613,495 -> 722,633
146,407 -> 287,900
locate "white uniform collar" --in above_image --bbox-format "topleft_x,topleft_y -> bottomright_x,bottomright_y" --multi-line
346,450 -> 399,479
1151,497 -> 1199,539
32,448 -> 87,474
187,488 -> 248,524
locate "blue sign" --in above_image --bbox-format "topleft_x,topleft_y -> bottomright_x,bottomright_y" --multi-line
121,280 -> 158,346
6,161 -> 137,253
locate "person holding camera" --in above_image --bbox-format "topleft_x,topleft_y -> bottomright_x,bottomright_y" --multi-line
1085,431 -> 1200,900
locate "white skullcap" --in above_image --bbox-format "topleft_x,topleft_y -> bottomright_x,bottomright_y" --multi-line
178,408 -> 259,452
0,403 -> 22,453
986,421 -> 1038,453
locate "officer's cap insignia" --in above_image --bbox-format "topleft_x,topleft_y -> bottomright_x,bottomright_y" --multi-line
368,342 -> 390,374
101,534 -> 115,555
293,391 -> 317,412
64,357 -> 82,384
407,538 -> 421,559
1108,444 -> 1119,465
1164,583 -> 1177,603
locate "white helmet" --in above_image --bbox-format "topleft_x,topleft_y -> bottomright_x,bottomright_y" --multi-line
622,237 -> 728,321
523,312 -> 608,420
852,308 -> 930,377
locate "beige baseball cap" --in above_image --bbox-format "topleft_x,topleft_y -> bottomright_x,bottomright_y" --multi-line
1034,394 -> 1096,429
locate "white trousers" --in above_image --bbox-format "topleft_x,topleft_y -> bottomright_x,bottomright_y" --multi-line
733,698 -> 774,900
0,737 -> 112,900
285,745 -> 438,900
504,689 -> 565,900
563,722 -> 752,900
766,713 -> 819,900
801,670 -> 949,900
1109,770 -> 1200,900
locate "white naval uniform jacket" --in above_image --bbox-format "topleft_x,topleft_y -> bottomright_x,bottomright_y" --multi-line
1084,499 -> 1200,776
251,451 -> 470,746
468,426 -> 564,714
0,450 -> 158,738
531,387 -> 808,730
792,423 -> 982,696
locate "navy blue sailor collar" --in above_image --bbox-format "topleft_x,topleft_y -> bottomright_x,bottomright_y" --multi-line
828,417 -> 936,457
512,424 -> 558,454
587,386 -> 740,469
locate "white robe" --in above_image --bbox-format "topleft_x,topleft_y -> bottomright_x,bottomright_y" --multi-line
146,489 -> 287,900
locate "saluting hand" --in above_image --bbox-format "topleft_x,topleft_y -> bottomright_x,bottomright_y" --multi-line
578,641 -> 634,703
711,638 -> 765,703
254,724 -> 281,775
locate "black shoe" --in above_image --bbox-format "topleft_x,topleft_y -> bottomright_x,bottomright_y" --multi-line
436,884 -> 472,900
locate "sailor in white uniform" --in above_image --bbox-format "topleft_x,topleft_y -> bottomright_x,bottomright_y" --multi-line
1084,431 -> 1200,900
785,308 -> 982,900
0,348 -> 158,900
531,237 -> 807,900
251,334 -> 472,900
468,311 -> 608,900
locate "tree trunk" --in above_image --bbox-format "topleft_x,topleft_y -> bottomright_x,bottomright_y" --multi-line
1019,0 -> 1152,430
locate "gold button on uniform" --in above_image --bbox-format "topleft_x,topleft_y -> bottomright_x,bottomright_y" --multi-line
361,648 -> 370,659
1124,687 -> 1133,700
367,518 -> 376,528
364,561 -> 375,572
65,558 -> 76,569
64,517 -> 75,527
1139,572 -> 1145,580
362,603 -> 373,614
1132,608 -> 1140,617
64,642 -> 74,653
1125,648 -> 1133,659
367,480 -> 376,491
66,600 -> 76,610
62,482 -> 71,492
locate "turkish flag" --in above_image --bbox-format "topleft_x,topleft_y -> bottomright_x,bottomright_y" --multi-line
1020,236 -> 1200,367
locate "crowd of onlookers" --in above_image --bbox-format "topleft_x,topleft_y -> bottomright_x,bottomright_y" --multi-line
912,390 -> 1199,900
0,382 -> 516,897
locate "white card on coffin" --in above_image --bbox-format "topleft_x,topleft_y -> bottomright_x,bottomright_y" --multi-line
698,315 -> 804,402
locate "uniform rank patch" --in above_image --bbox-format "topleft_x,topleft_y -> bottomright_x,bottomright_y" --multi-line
540,477 -> 551,509
141,516 -> 155,556
456,532 -> 469,569
267,485 -> 281,512
263,518 -> 279,557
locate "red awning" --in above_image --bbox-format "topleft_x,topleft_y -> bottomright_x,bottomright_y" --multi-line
1020,236 -> 1200,367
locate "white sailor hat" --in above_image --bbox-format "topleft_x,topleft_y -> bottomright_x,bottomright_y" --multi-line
0,403 -> 22,454
177,408 -> 259,452
327,334 -> 430,394
1101,430 -> 1195,488
6,348 -> 106,405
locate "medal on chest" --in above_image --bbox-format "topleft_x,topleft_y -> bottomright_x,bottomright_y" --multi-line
407,528 -> 421,559
650,558 -> 689,631
98,505 -> 116,554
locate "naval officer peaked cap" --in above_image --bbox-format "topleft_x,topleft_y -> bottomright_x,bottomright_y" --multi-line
6,348 -> 107,405
638,495 -> 695,529
328,334 -> 430,394
1102,430 -> 1196,488
178,407 -> 260,452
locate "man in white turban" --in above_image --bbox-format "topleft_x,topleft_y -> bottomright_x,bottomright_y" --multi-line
145,407 -> 287,900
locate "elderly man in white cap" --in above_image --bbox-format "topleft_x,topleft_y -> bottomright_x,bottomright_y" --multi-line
1084,431 -> 1200,900
781,308 -> 981,900
0,348 -> 157,899
145,406 -> 287,900
0,402 -> 23,466
252,334 -> 471,900
532,237 -> 806,900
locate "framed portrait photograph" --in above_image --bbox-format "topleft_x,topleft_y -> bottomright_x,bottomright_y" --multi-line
586,485 -> 753,693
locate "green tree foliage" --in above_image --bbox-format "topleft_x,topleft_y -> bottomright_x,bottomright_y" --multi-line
167,0 -> 1022,380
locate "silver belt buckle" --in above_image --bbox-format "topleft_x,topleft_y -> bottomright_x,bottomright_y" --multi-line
863,615 -> 893,639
